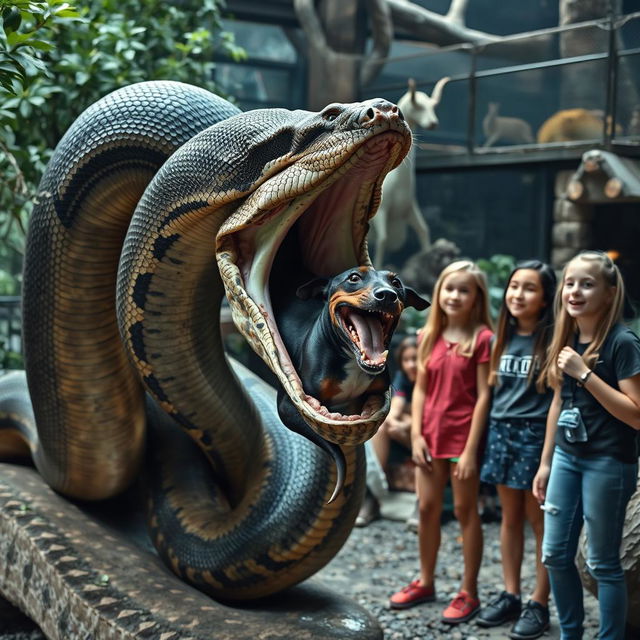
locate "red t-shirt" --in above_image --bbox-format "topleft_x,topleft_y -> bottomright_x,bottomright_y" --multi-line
421,327 -> 493,458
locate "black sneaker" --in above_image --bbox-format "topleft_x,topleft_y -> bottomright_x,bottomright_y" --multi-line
509,600 -> 550,640
476,591 -> 521,627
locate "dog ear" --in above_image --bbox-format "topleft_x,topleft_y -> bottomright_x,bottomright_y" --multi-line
404,287 -> 430,311
296,277 -> 329,301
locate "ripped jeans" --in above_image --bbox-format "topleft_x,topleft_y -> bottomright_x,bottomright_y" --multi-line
542,447 -> 637,640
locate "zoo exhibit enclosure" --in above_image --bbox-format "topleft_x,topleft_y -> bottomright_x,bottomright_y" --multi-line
361,10 -> 640,309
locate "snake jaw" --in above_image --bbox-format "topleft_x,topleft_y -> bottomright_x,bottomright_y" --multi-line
216,115 -> 409,446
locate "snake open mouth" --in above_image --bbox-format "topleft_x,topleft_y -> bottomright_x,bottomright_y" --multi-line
338,306 -> 395,374
216,125 -> 410,445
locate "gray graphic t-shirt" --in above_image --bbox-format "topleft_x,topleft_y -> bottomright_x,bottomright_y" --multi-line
490,333 -> 552,421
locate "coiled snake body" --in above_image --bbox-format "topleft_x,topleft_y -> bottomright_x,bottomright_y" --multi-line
0,82 -> 410,608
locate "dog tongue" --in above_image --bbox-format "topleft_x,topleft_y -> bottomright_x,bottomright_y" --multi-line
349,310 -> 385,360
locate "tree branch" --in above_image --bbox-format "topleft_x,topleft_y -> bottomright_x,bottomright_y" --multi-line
360,0 -> 393,86
386,0 -> 498,46
445,0 -> 469,26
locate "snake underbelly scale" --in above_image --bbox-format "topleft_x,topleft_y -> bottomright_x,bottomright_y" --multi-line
0,81 -> 411,604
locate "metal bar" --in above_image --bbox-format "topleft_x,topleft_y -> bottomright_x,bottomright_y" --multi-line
467,45 -> 477,154
618,47 -> 640,56
474,52 -> 609,79
381,14 -> 640,65
604,9 -> 618,149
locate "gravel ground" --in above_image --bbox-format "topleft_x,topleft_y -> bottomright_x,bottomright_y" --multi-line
317,515 -> 601,640
0,514 -> 600,640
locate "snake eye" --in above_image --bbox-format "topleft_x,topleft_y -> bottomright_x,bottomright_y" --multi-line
323,108 -> 341,122
348,272 -> 362,283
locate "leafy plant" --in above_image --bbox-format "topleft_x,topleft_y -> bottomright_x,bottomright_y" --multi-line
398,305 -> 429,336
0,0 -> 244,259
477,253 -> 517,320
0,0 -> 244,363
0,0 -> 81,93
0,339 -> 23,369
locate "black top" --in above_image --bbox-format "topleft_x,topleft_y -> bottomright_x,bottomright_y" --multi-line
491,333 -> 552,421
392,370 -> 413,404
555,323 -> 640,463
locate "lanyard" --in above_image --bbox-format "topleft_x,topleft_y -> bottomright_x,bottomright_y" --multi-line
568,333 -> 581,408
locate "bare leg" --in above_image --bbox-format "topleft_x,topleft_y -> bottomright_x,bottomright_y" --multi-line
525,490 -> 550,605
416,458 -> 449,588
371,420 -> 392,474
497,485 -> 526,595
450,465 -> 483,597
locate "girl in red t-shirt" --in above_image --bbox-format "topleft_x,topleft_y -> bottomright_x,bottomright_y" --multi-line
390,260 -> 493,625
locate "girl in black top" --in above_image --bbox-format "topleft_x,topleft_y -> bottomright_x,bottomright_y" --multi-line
534,251 -> 640,640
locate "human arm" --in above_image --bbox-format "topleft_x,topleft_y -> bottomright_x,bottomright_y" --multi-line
558,346 -> 640,430
411,367 -> 432,470
386,395 -> 412,445
455,360 -> 491,480
532,386 -> 561,503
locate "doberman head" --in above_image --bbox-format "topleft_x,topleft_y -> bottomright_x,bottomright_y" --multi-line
276,266 -> 428,502
296,266 -> 429,408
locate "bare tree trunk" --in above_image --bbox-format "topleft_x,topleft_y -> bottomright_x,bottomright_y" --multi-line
295,0 -> 392,110
559,0 -> 611,110
559,0 -> 638,126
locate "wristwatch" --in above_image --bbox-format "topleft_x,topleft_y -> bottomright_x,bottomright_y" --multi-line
579,369 -> 592,385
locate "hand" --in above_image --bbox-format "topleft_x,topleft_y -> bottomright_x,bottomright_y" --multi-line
387,418 -> 411,442
453,449 -> 476,480
558,346 -> 589,380
412,436 -> 432,471
532,463 -> 550,503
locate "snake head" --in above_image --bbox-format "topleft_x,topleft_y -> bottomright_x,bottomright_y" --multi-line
216,98 -> 412,446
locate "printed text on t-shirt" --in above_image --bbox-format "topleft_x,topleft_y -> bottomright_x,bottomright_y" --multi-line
499,354 -> 533,378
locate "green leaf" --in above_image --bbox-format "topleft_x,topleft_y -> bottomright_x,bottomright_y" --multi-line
2,6 -> 22,33
29,39 -> 54,51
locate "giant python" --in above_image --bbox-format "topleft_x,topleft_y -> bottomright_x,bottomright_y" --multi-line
0,81 -> 412,637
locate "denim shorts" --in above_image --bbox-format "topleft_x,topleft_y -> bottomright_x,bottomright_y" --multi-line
480,418 -> 546,490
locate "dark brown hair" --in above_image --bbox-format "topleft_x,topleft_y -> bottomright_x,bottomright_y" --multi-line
489,260 -> 556,392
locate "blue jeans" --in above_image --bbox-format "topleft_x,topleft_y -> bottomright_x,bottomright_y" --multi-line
542,447 -> 637,640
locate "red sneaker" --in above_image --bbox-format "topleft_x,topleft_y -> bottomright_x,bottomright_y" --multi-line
441,590 -> 480,623
389,580 -> 436,609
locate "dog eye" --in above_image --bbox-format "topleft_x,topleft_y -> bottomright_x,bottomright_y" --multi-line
391,277 -> 401,288
348,273 -> 362,283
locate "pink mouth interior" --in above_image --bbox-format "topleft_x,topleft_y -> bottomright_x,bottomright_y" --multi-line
340,307 -> 389,367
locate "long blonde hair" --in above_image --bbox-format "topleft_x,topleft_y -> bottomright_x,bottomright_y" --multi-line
417,260 -> 492,370
543,251 -> 624,389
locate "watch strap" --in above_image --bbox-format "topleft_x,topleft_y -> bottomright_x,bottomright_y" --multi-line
580,369 -> 592,384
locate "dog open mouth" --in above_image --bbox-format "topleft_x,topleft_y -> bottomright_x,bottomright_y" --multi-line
338,306 -> 396,373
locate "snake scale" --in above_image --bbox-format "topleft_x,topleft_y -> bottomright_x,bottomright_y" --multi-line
0,81 -> 411,632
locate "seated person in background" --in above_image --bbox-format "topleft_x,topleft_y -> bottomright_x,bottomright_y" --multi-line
356,336 -> 418,526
